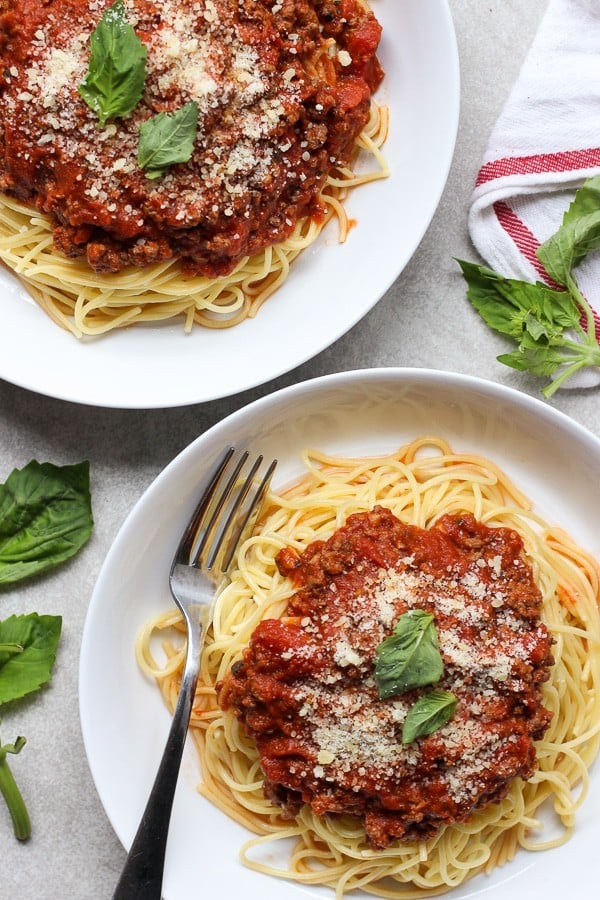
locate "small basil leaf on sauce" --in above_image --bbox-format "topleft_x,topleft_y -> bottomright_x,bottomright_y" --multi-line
138,102 -> 199,179
402,690 -> 457,745
374,609 -> 444,698
79,0 -> 147,127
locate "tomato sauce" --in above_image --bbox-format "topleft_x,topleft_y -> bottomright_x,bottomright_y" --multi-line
219,507 -> 553,847
0,0 -> 383,274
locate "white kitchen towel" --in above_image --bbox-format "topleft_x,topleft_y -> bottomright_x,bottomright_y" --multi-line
468,0 -> 600,387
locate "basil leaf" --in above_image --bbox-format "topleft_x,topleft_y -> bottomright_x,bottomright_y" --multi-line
0,461 -> 93,586
498,343 -> 577,376
457,259 -> 580,338
138,102 -> 199,179
537,174 -> 600,285
523,311 -> 551,342
402,690 -> 457,744
0,614 -> 62,705
79,0 -> 147,127
374,609 -> 444,698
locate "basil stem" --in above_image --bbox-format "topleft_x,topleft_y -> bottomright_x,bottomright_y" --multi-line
0,736 -> 31,841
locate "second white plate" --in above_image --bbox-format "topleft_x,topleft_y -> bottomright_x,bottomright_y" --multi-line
0,1 -> 459,408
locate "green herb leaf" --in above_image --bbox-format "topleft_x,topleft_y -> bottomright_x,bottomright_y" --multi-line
138,101 -> 199,179
79,0 -> 147,127
457,259 -> 580,338
537,174 -> 600,286
374,609 -> 444,698
497,324 -> 582,375
458,251 -> 600,396
0,460 -> 93,587
402,690 -> 457,744
0,614 -> 62,705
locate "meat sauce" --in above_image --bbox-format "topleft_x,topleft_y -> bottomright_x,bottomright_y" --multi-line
219,507 -> 554,848
0,0 -> 383,275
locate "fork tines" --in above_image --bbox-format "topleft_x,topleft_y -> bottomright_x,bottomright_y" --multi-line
181,448 -> 277,575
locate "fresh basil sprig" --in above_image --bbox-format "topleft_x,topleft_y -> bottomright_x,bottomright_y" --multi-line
0,460 -> 93,586
138,102 -> 199,179
374,609 -> 444,698
0,613 -> 62,840
459,173 -> 600,398
79,0 -> 148,127
402,690 -> 457,744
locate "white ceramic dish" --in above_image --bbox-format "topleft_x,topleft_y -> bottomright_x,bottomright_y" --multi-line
0,1 -> 459,409
80,368 -> 600,900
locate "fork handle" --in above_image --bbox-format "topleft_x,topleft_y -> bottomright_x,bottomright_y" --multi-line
112,620 -> 203,899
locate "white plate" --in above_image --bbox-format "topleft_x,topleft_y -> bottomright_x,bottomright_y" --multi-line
80,368 -> 600,900
0,1 -> 459,409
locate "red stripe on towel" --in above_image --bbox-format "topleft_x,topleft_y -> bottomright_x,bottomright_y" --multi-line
476,148 -> 600,186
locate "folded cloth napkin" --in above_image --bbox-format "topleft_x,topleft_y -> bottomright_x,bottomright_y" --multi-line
468,0 -> 600,388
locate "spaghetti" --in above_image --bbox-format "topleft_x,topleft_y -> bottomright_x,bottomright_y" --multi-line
0,0 -> 388,337
137,438 -> 600,897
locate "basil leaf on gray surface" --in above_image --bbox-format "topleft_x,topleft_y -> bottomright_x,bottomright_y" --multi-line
0,460 -> 93,586
0,614 -> 62,704
459,247 -> 600,398
458,259 -> 580,339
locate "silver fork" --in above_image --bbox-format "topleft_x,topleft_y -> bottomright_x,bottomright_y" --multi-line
112,447 -> 277,900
